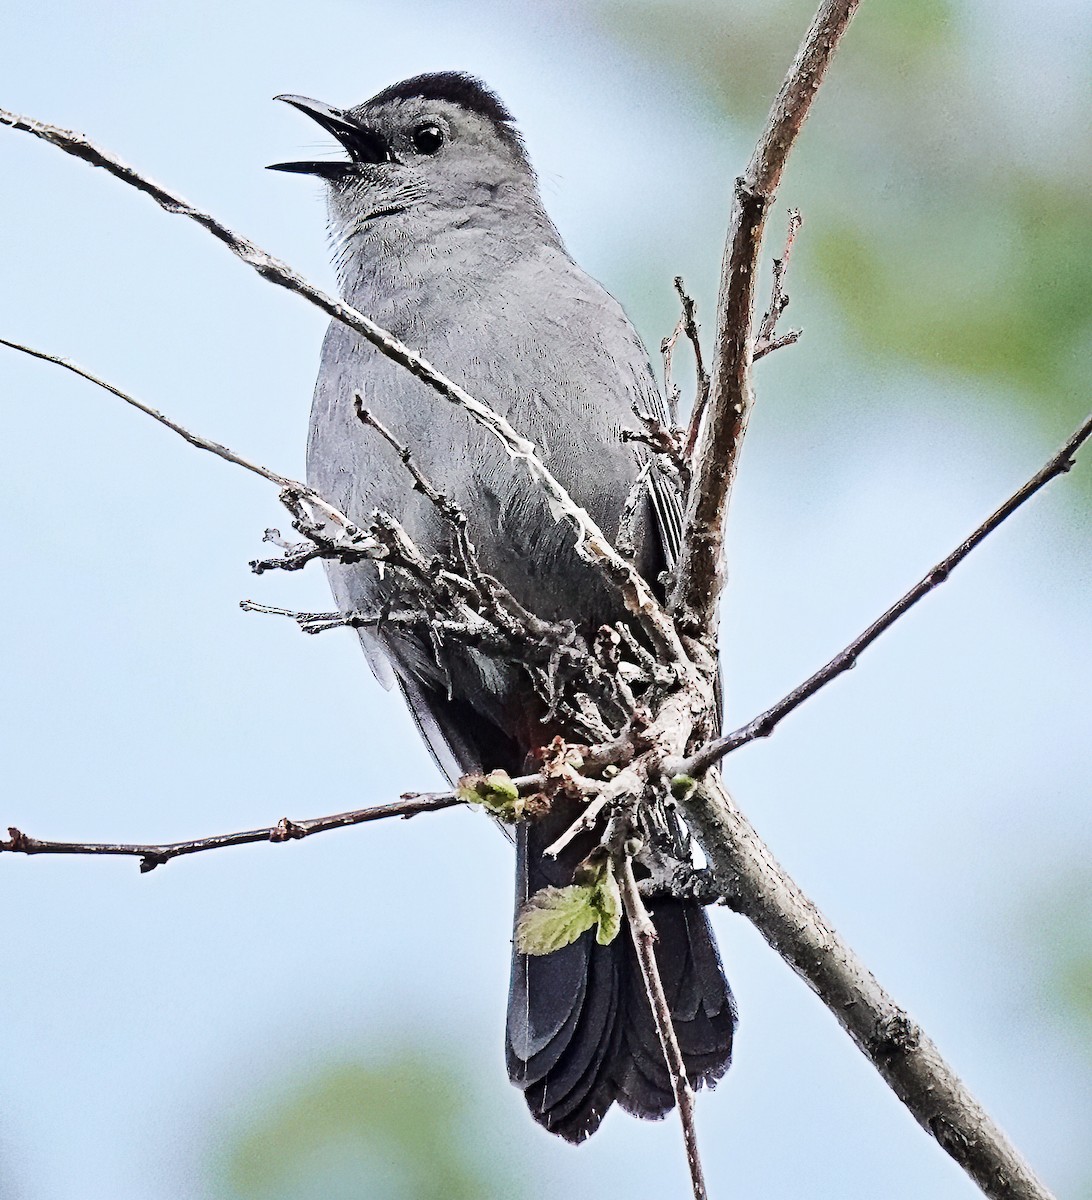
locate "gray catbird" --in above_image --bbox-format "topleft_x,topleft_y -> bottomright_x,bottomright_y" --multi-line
271,72 -> 736,1141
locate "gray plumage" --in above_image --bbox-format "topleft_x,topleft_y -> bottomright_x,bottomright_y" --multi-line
273,72 -> 735,1141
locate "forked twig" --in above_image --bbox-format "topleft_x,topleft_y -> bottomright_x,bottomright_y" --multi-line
662,276 -> 709,435
753,208 -> 803,361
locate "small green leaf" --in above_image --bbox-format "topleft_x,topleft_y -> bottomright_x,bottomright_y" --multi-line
517,854 -> 625,955
516,885 -> 598,956
457,769 -> 524,822
592,857 -> 622,946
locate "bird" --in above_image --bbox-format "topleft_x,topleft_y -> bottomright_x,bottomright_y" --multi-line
270,71 -> 736,1142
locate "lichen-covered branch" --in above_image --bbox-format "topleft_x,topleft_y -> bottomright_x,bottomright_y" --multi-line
679,770 -> 1052,1200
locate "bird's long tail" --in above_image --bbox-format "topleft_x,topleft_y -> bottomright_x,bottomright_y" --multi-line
506,794 -> 737,1142
394,675 -> 737,1140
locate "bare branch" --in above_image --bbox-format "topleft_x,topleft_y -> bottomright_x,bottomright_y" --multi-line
543,759 -> 651,861
353,398 -> 521,637
0,335 -> 643,730
242,599 -> 438,636
617,845 -> 707,1200
670,0 -> 863,635
1,48 -> 1074,1200
0,109 -> 687,665
355,398 -> 473,550
661,278 -> 712,464
676,410 -> 1092,778
680,771 -> 1053,1200
0,783 -> 534,872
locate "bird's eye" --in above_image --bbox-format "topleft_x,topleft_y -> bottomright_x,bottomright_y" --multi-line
412,124 -> 445,155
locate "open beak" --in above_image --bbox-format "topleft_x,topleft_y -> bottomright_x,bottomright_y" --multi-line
268,94 -> 393,177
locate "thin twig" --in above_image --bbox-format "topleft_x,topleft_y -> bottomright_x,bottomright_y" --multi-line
661,276 -> 707,435
0,788 -> 487,872
660,309 -> 686,428
616,461 -> 653,560
0,337 -> 615,711
355,398 -> 473,550
0,110 -> 686,666
670,0 -> 863,635
0,337 -> 364,539
676,278 -> 710,426
542,762 -> 647,860
753,208 -> 803,361
676,411 -> 1092,778
354,398 -> 514,630
242,599 -> 425,636
667,278 -> 712,463
617,848 -> 707,1200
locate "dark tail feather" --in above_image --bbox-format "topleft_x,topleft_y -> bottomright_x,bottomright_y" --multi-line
507,798 -> 737,1142
614,899 -> 736,1120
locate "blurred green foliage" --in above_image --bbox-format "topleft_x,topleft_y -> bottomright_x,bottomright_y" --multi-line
1028,868 -> 1092,1196
600,0 -> 1092,429
1034,869 -> 1092,1050
219,1050 -> 532,1200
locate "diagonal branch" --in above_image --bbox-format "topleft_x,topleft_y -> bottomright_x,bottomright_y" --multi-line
0,108 -> 685,665
0,336 -> 364,539
670,0 -> 863,635
681,770 -> 1052,1200
676,410 -> 1092,778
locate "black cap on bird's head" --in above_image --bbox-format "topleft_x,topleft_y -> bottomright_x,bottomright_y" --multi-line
268,71 -> 530,181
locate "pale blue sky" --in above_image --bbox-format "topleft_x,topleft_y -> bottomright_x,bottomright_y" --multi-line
1,2 -> 1089,1198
